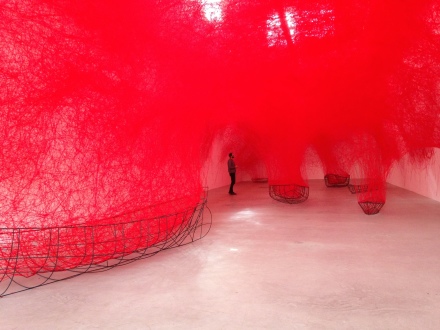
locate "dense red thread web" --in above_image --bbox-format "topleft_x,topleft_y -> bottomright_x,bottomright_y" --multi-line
1,0 -> 440,294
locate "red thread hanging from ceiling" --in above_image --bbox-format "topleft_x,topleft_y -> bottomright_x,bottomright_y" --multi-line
1,0 -> 440,294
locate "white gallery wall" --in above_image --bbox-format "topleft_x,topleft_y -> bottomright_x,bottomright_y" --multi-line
387,148 -> 440,202
200,134 -> 251,190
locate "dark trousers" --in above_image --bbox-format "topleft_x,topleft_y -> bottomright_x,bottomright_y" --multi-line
229,173 -> 236,193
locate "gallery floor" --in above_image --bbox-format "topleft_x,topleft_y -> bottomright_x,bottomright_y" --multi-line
1,180 -> 440,329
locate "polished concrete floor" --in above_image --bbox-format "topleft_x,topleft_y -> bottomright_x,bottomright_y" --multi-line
1,180 -> 440,329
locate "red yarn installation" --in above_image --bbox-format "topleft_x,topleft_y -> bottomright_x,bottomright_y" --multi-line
1,0 -> 440,293
324,174 -> 350,187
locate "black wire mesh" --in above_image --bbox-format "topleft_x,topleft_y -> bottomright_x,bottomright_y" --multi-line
251,178 -> 268,183
0,194 -> 211,297
269,184 -> 309,204
348,179 -> 384,195
358,200 -> 385,215
348,183 -> 370,194
324,174 -> 350,187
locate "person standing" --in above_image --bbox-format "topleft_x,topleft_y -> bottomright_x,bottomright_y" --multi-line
228,152 -> 237,195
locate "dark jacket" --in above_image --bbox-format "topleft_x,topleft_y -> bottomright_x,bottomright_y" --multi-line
228,158 -> 236,174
